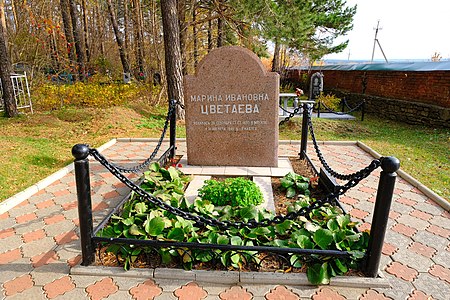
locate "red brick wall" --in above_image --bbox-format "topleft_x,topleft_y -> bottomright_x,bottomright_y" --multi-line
287,69 -> 450,108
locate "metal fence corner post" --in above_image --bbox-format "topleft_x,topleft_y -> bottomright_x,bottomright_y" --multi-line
169,99 -> 177,159
72,144 -> 95,266
299,103 -> 309,159
364,156 -> 400,277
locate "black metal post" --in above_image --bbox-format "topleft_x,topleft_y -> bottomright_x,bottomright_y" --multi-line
317,100 -> 321,118
169,99 -> 177,159
341,98 -> 345,113
364,156 -> 400,277
72,144 -> 95,266
361,100 -> 366,121
299,103 -> 309,159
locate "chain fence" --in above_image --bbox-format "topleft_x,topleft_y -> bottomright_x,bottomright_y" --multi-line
320,99 -> 365,115
106,100 -> 177,173
89,145 -> 380,230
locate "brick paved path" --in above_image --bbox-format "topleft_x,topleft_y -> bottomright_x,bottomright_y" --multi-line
0,140 -> 449,299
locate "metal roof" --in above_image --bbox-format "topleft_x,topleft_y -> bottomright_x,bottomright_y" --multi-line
290,61 -> 450,72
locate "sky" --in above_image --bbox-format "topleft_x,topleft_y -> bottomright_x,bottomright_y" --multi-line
324,0 -> 450,61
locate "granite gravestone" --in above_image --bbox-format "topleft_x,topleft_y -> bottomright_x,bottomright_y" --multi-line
309,72 -> 323,100
184,46 -> 279,167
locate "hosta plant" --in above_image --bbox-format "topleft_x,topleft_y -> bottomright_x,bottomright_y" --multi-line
280,172 -> 310,198
98,163 -> 369,285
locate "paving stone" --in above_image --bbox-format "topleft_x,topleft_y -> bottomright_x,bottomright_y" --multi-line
390,201 -> 414,215
385,261 -> 418,281
31,250 -> 59,268
21,236 -> 56,258
174,282 -> 208,300
43,275 -> 75,299
22,229 -> 46,243
374,274 -> 414,300
412,273 -> 450,300
7,204 -> 36,218
311,287 -> 346,299
54,194 -> 77,206
396,215 -> 430,231
359,289 -> 393,299
431,248 -> 450,266
383,231 -> 413,251
428,215 -> 450,230
265,285 -> 300,300
333,287 -> 371,299
391,223 -> 417,238
3,274 -> 34,296
49,287 -> 88,299
202,284 -> 236,296
44,220 -> 76,237
408,242 -> 436,258
379,254 -> 394,271
14,219 -> 46,235
128,279 -> 162,299
0,217 -> 16,231
428,264 -> 450,284
35,206 -> 64,219
0,235 -> 23,254
6,286 -> 46,300
412,231 -> 448,250
392,249 -> 434,273
54,240 -> 81,261
86,277 -> 119,300
31,261 -> 70,286
112,277 -> 150,291
219,285 -> 253,300
244,284 -> 277,298
62,207 -> 80,220
150,279 -> 192,293
0,257 -> 32,284
414,202 -> 444,216
407,289 -> 434,300
0,248 -> 22,265
105,290 -> 134,300
15,212 -> 37,224
426,225 -> 450,238
154,291 -> 178,300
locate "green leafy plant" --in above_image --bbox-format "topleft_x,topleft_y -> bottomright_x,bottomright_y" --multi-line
280,172 -> 310,198
316,93 -> 341,111
98,167 -> 370,285
197,177 -> 264,207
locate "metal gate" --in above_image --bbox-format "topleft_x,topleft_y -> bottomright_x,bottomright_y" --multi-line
0,72 -> 33,113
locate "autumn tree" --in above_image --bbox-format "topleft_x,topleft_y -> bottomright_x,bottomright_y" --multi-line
161,0 -> 185,119
106,0 -> 131,79
0,17 -> 17,117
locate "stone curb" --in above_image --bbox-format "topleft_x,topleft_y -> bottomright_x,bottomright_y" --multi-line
0,139 -> 118,214
0,164 -> 74,215
70,265 -> 390,288
357,141 -> 449,211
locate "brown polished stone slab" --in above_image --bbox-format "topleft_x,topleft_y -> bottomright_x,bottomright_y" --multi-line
184,46 -> 279,167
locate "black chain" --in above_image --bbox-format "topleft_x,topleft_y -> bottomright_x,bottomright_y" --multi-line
279,105 -> 303,126
321,100 -> 365,115
307,107 -> 381,180
108,101 -> 177,173
343,98 -> 365,112
89,147 -> 380,230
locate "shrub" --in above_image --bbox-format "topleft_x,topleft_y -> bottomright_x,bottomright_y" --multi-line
316,93 -> 341,112
31,75 -> 158,111
198,177 -> 264,207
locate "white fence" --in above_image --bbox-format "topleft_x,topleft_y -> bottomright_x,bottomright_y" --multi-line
0,72 -> 33,113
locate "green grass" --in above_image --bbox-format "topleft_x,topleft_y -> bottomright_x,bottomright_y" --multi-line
1,107 -> 448,202
280,114 -> 449,200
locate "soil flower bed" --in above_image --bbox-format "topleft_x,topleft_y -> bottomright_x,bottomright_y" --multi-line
96,161 -> 368,284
